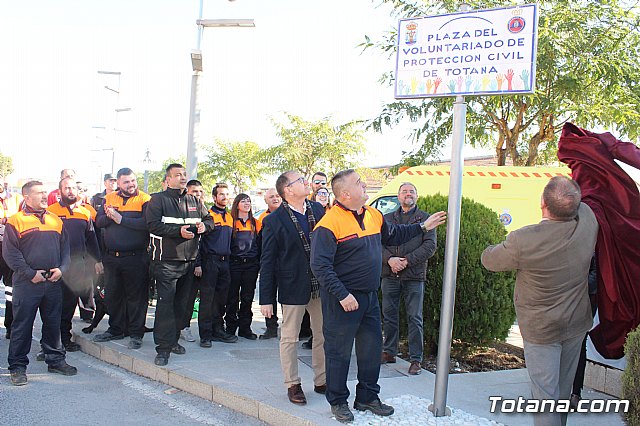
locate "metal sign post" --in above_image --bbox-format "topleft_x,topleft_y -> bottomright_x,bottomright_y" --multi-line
394,3 -> 538,417
430,93 -> 465,416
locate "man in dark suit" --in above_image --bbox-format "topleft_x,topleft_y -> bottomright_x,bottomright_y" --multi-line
482,176 -> 598,426
259,171 -> 326,406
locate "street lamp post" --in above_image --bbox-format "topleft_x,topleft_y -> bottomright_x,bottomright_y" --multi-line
185,0 -> 255,180
143,148 -> 152,193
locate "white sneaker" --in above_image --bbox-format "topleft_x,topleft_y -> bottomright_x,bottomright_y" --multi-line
180,327 -> 196,342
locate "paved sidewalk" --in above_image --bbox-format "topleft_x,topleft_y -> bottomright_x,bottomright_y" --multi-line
65,302 -> 624,426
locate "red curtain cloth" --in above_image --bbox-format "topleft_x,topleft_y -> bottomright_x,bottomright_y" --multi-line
558,122 -> 640,359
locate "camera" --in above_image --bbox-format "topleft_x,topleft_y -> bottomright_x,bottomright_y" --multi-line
186,224 -> 198,234
41,270 -> 53,279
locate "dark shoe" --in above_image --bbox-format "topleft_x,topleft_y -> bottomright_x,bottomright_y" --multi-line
171,343 -> 186,355
408,361 -> 421,375
381,351 -> 396,364
81,325 -> 94,334
94,331 -> 125,342
298,329 -> 312,339
154,353 -> 169,366
238,328 -> 257,340
226,327 -> 237,336
144,326 -> 153,333
570,393 -> 580,410
10,369 -> 27,386
36,351 -> 45,362
199,339 -> 212,348
314,384 -> 327,394
354,398 -> 394,416
48,362 -> 78,376
301,336 -> 313,350
211,330 -> 238,343
331,403 -> 354,423
128,337 -> 142,350
287,384 -> 307,405
64,342 -> 81,352
5,330 -> 10,339
259,328 -> 278,340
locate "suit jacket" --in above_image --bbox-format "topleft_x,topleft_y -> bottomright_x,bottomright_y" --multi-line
481,203 -> 598,345
259,201 -> 325,306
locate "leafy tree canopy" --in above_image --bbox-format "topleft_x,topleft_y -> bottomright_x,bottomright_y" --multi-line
362,0 -> 640,166
200,140 -> 270,194
0,151 -> 14,181
267,113 -> 366,178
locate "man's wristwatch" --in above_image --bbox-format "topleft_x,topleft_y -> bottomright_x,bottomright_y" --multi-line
421,221 -> 430,232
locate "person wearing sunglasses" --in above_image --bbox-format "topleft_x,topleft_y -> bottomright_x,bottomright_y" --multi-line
259,171 -> 327,405
310,172 -> 328,194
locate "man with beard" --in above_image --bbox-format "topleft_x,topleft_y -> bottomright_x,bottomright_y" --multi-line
47,178 -> 102,352
380,182 -> 438,375
47,169 -> 75,206
146,164 -> 214,366
3,181 -> 74,385
198,183 -> 237,347
94,168 -> 151,350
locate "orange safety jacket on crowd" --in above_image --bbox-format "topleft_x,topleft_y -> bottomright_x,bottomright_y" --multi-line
2,206 -> 70,283
47,202 -> 101,262
96,189 -> 151,252
310,202 -> 422,301
200,205 -> 233,257
231,217 -> 262,259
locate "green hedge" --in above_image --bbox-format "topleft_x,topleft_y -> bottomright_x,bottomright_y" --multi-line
623,327 -> 640,425
390,194 -> 516,352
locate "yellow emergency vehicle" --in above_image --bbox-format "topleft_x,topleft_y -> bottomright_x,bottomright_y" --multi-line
368,165 -> 571,233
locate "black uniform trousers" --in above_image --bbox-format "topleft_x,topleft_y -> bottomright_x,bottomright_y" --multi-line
225,257 -> 259,333
322,289 -> 382,407
152,260 -> 195,354
184,275 -> 201,328
9,279 -> 65,371
198,255 -> 230,340
60,259 -> 92,345
104,250 -> 149,338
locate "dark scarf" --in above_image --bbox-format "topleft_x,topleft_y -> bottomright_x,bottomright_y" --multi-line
281,199 -> 319,299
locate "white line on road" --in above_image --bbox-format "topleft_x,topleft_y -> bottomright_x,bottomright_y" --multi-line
84,359 -> 223,425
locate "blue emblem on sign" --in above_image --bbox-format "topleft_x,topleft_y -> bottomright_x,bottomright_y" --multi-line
499,212 -> 513,226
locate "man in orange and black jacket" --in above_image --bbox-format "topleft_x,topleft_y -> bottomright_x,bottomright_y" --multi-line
3,180 -> 76,385
146,164 -> 214,366
197,183 -> 237,347
94,168 -> 151,350
310,169 -> 446,422
47,177 -> 102,353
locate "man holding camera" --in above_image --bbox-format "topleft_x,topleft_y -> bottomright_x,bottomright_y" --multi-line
2,180 -> 74,386
146,164 -> 214,366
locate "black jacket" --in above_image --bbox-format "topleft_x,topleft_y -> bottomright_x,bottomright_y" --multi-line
259,201 -> 325,306
146,188 -> 214,262
381,206 -> 436,281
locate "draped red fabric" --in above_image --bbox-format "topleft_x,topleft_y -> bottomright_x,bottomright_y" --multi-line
558,122 -> 640,359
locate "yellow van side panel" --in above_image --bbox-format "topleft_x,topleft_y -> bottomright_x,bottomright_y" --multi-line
371,165 -> 571,232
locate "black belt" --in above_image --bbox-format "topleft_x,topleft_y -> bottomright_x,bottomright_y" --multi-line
107,249 -> 146,257
204,254 -> 228,262
230,256 -> 258,264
